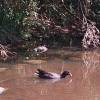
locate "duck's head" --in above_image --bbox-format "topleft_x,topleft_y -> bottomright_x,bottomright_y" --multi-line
61,71 -> 72,78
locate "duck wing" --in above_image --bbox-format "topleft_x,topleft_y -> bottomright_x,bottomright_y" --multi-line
35,69 -> 49,76
48,72 -> 60,79
40,73 -> 54,79
35,69 -> 54,79
37,69 -> 47,74
40,72 -> 60,79
34,69 -> 61,79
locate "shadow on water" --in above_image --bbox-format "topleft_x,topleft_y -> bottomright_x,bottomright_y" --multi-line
0,49 -> 100,100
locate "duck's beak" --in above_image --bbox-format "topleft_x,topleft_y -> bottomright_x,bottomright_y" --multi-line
69,73 -> 72,77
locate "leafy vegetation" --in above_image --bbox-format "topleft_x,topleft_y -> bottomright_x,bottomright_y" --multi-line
0,0 -> 100,60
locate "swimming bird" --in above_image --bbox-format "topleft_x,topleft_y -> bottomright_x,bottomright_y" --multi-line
0,87 -> 7,94
34,69 -> 72,79
34,45 -> 48,55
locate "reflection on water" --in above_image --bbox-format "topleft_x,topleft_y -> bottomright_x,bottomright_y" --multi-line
82,51 -> 100,79
0,49 -> 100,100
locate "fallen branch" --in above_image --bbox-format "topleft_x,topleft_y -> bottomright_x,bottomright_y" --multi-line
0,44 -> 16,60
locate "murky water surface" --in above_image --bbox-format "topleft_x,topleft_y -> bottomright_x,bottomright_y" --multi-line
0,49 -> 100,100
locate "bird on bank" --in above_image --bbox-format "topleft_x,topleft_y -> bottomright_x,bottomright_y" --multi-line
34,69 -> 72,79
34,45 -> 48,55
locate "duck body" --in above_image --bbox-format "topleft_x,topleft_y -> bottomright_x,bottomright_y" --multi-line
0,87 -> 7,94
34,45 -> 48,54
34,69 -> 72,79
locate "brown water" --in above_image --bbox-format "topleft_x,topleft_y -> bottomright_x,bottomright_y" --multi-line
0,49 -> 100,100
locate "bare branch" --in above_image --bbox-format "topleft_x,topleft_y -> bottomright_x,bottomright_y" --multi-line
0,44 -> 16,60
82,17 -> 100,48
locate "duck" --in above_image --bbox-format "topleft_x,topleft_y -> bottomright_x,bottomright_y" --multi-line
0,87 -> 7,95
34,69 -> 72,79
34,45 -> 48,54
